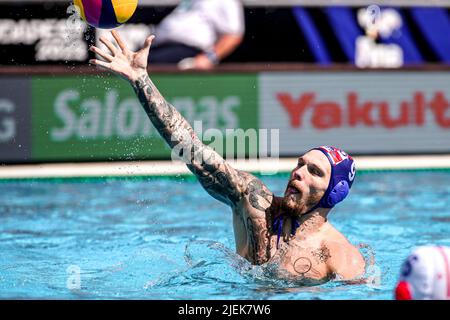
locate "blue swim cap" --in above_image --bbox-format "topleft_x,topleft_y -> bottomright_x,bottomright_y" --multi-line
311,145 -> 356,210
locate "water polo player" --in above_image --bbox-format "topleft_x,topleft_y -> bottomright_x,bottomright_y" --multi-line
89,31 -> 365,284
395,246 -> 450,300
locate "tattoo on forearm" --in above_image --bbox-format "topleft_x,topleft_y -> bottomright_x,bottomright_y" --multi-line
133,73 -> 244,206
134,74 -> 184,148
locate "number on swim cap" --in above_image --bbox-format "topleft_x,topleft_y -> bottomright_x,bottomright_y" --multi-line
348,162 -> 356,181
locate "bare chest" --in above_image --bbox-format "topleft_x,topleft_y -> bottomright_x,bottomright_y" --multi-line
267,238 -> 333,283
233,211 -> 332,281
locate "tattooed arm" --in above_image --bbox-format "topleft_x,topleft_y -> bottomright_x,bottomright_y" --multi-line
89,31 -> 247,207
133,72 -> 246,205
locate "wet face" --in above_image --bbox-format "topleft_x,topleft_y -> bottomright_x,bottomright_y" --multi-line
282,150 -> 331,217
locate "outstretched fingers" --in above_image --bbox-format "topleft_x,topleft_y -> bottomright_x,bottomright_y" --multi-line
89,45 -> 114,62
143,35 -> 156,50
111,30 -> 128,53
89,58 -> 111,70
99,36 -> 118,55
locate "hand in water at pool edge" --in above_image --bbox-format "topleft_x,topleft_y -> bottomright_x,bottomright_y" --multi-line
88,31 -> 366,285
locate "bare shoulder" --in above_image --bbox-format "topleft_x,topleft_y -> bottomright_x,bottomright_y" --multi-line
324,226 -> 365,280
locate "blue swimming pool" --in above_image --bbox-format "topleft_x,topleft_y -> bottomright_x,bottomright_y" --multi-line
1,170 -> 449,299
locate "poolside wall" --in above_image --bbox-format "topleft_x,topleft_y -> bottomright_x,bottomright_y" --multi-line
0,70 -> 449,163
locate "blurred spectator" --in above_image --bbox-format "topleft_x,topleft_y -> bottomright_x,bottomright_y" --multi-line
395,246 -> 450,300
355,7 -> 403,68
148,0 -> 245,70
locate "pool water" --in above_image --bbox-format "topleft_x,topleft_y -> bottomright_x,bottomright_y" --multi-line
1,170 -> 449,299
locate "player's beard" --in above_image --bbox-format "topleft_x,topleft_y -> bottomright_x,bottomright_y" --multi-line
281,187 -> 323,218
281,191 -> 306,218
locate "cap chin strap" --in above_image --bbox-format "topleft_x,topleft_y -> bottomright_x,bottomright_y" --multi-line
272,199 -> 324,249
273,214 -> 300,249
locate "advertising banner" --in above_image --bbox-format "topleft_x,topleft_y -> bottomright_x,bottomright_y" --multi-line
0,77 -> 32,162
31,74 -> 258,161
0,4 -> 89,65
2,71 -> 450,164
259,72 -> 450,155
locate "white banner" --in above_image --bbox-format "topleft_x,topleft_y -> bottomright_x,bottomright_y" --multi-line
259,72 -> 450,154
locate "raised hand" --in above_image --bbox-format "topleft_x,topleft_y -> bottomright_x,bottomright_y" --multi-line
89,30 -> 155,83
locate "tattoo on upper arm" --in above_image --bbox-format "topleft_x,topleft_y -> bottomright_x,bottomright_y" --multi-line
245,179 -> 272,211
239,177 -> 273,264
245,216 -> 271,265
246,217 -> 257,263
134,74 -> 183,147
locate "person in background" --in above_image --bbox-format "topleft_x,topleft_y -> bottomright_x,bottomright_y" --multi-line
148,0 -> 244,70
395,246 -> 450,300
355,7 -> 403,68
